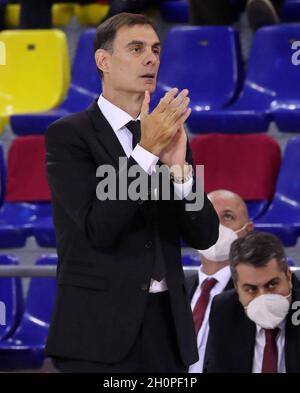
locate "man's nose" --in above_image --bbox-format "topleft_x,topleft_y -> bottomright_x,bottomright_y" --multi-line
144,49 -> 158,65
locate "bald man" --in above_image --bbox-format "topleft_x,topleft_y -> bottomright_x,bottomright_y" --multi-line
187,189 -> 253,373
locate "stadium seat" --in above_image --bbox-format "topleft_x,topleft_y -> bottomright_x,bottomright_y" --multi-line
0,255 -> 23,342
190,134 -> 281,220
11,29 -> 100,136
268,24 -> 300,132
151,26 -> 243,134
74,2 -> 109,26
160,0 -> 189,23
0,255 -> 57,370
182,254 -> 200,267
0,29 -> 70,133
287,256 -> 296,267
191,25 -> 298,133
4,2 -> 75,27
254,137 -> 300,246
281,0 -> 300,21
0,136 -> 55,248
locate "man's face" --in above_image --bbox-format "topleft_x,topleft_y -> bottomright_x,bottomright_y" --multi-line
210,195 -> 252,237
102,24 -> 160,94
235,258 -> 292,307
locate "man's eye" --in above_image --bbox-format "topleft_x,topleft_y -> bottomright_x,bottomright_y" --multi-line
246,287 -> 256,294
131,47 -> 141,53
267,282 -> 277,290
223,214 -> 234,221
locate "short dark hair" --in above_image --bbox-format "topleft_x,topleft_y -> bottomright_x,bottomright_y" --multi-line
94,13 -> 158,78
229,231 -> 288,283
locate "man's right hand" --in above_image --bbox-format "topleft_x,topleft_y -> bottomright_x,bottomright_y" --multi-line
139,88 -> 191,156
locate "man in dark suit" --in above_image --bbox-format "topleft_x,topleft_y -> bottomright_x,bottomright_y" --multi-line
187,189 -> 253,372
45,13 -> 219,373
205,231 -> 300,373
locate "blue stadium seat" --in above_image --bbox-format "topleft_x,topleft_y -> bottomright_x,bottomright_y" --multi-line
151,26 -> 243,134
190,25 -> 298,133
182,253 -> 200,267
281,0 -> 300,21
31,203 -> 56,247
10,29 -> 100,136
0,255 -> 23,342
160,0 -> 189,23
267,24 -> 300,132
287,256 -> 296,267
0,255 -> 57,370
254,137 -> 300,246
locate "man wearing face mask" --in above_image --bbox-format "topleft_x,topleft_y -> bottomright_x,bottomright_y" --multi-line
187,189 -> 253,373
204,231 -> 300,373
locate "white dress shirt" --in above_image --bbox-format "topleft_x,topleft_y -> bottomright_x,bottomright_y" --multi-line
252,320 -> 286,373
189,265 -> 231,373
97,95 -> 193,293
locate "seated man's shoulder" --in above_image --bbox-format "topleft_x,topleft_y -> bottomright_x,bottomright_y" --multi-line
211,288 -> 240,318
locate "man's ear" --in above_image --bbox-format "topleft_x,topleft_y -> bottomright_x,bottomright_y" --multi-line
95,49 -> 111,75
246,221 -> 254,233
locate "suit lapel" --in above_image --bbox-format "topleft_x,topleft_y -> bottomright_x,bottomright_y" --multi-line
285,274 -> 300,373
231,297 -> 256,372
86,100 -> 127,166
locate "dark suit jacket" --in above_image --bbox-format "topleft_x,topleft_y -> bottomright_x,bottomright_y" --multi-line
205,274 -> 300,373
44,100 -> 219,366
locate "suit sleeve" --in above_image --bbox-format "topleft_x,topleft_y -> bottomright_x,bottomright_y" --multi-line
45,120 -> 152,249
175,140 -> 219,249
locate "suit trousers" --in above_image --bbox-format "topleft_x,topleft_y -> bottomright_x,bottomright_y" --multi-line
53,291 -> 187,373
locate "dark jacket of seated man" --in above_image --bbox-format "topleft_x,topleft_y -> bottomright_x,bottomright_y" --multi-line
204,232 -> 300,373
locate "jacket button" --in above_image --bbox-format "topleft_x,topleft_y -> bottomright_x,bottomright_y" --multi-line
141,283 -> 148,291
145,241 -> 152,248
138,200 -> 143,205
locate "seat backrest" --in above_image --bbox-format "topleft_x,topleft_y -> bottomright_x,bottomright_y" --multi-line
190,134 -> 281,201
23,255 -> 57,326
5,136 -> 51,202
155,26 -> 242,108
72,29 -> 102,94
0,255 -> 23,341
0,29 -> 70,115
273,136 -> 300,202
245,24 -> 300,103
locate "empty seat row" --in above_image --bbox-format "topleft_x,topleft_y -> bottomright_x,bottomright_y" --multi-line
0,255 -> 56,370
5,24 -> 300,136
4,1 -> 109,28
160,0 -> 300,23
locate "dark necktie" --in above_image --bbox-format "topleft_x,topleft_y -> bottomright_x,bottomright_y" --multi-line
126,120 -> 165,281
193,278 -> 218,335
262,328 -> 279,373
126,120 -> 141,150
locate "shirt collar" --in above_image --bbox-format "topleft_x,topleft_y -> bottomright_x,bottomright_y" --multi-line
256,318 -> 286,335
97,94 -> 140,132
198,265 -> 231,289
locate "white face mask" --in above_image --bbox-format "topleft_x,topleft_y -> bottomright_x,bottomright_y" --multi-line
244,293 -> 291,329
198,224 -> 238,262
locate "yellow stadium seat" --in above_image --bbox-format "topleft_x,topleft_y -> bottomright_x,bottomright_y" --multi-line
0,29 -> 70,133
4,4 -> 20,28
74,3 -> 109,26
4,3 -> 75,28
52,3 -> 75,26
